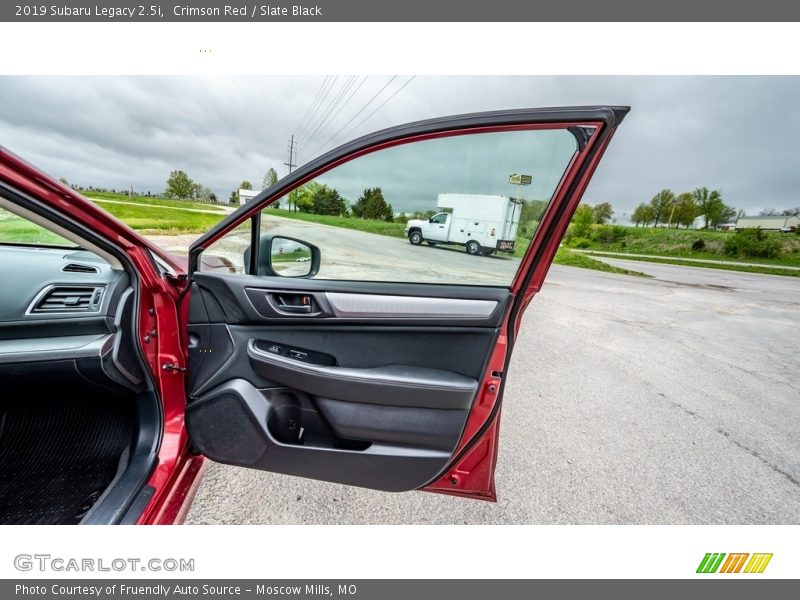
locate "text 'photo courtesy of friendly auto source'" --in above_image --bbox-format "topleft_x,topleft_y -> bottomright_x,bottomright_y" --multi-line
15,584 -> 352,597
0,75 -> 798,526
35,5 -> 325,19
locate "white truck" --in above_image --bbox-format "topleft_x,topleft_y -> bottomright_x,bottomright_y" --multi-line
404,193 -> 522,256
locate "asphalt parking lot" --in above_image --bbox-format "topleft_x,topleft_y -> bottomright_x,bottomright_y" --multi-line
186,258 -> 800,525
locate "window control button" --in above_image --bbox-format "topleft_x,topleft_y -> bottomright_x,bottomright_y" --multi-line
289,349 -> 308,360
267,344 -> 281,354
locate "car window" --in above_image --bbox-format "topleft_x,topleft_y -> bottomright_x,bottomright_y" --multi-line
0,206 -> 76,247
201,127 -> 580,287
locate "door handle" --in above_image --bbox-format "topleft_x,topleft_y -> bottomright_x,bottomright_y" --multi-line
272,293 -> 313,314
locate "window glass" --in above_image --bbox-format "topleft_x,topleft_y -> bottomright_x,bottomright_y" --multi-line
202,127 -> 580,286
199,218 -> 251,274
0,206 -> 75,247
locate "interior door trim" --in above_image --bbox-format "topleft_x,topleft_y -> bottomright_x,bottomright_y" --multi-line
247,339 -> 478,410
324,292 -> 498,319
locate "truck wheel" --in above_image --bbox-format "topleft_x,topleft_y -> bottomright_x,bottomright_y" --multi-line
409,231 -> 423,245
466,240 -> 482,256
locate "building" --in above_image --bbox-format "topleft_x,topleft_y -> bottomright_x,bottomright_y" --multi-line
690,215 -> 706,229
238,188 -> 262,204
735,216 -> 800,231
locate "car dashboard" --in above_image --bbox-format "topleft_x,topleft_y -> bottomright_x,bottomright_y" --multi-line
0,244 -> 143,387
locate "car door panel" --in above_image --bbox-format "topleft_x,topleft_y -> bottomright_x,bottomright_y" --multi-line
185,272 -> 509,491
184,106 -> 629,499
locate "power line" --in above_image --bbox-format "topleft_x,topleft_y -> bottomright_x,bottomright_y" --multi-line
309,76 -> 398,157
299,76 -> 370,162
340,76 -> 417,142
293,76 -> 329,137
299,75 -> 358,147
295,76 -> 333,138
319,75 -> 370,135
296,75 -> 338,140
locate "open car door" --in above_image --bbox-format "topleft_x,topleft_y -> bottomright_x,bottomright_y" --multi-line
184,106 -> 628,500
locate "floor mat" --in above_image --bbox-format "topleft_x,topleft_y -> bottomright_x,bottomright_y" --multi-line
0,395 -> 133,524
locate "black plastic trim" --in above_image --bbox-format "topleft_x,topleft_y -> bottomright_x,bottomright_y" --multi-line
247,339 -> 477,410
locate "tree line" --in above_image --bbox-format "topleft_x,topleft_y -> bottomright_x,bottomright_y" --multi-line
631,188 -> 736,229
283,183 -> 395,221
166,167 -> 395,222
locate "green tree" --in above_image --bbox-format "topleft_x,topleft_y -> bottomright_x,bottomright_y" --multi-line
649,189 -> 675,228
288,182 -> 321,213
592,202 -> 614,224
239,181 -> 253,191
520,199 -> 548,223
351,187 -> 394,221
401,209 -> 438,223
571,204 -> 595,238
262,168 -> 279,190
192,183 -> 215,203
165,170 -> 194,199
691,187 -> 725,229
228,190 -> 239,206
673,192 -> 698,228
717,204 -> 737,227
311,185 -> 348,216
631,203 -> 656,227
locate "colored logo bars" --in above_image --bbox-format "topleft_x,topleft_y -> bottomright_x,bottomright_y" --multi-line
696,553 -> 773,574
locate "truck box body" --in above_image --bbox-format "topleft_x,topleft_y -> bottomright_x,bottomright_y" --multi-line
404,193 -> 523,255
436,193 -> 521,251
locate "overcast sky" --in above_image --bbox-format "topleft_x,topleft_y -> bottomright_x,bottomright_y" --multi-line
1,76 -> 798,220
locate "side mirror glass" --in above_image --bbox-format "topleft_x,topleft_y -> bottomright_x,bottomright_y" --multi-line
269,236 -> 318,277
243,234 -> 321,278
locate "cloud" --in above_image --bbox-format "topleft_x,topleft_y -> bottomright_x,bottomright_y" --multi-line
1,75 -> 798,217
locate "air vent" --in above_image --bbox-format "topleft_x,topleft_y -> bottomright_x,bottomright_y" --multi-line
32,286 -> 104,313
62,263 -> 100,274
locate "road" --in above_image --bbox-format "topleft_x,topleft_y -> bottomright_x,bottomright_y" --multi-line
183,213 -> 523,285
185,256 -> 800,525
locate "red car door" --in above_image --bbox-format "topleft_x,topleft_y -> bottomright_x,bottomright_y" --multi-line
182,106 -> 629,501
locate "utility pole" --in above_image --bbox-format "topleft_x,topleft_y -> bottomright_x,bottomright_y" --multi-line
284,135 -> 298,211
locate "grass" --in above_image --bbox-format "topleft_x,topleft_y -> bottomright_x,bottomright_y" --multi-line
0,194 -> 229,242
266,212 -> 648,277
7,195 -> 792,279
268,208 -> 407,238
89,201 -> 226,234
272,250 -> 312,262
571,225 -> 800,267
0,208 -> 77,245
553,248 -> 650,277
581,251 -> 800,278
81,191 -> 229,212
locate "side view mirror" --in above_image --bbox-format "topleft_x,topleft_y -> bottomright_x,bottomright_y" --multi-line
244,234 -> 321,278
428,217 -> 434,223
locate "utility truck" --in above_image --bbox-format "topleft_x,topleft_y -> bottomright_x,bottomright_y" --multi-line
404,193 -> 522,256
